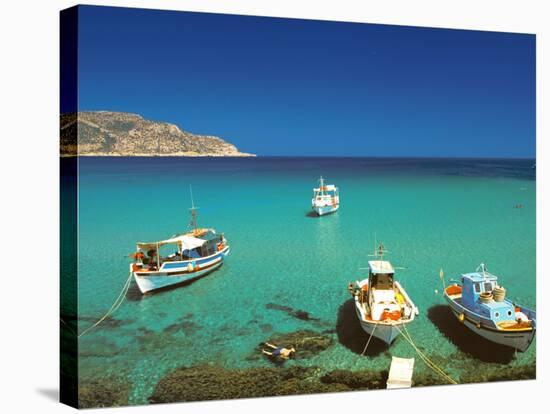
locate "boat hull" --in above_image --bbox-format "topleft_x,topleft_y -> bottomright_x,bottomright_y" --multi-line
354,304 -> 402,345
313,204 -> 339,216
445,294 -> 535,352
132,247 -> 229,294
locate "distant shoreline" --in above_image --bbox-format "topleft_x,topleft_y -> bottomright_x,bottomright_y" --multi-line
60,152 -> 256,158
60,154 -> 533,161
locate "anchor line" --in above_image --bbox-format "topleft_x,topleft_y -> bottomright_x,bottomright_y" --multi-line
77,272 -> 133,338
396,324 -> 458,385
361,322 -> 377,356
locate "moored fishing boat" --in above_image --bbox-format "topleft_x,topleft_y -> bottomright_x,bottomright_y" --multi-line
348,243 -> 418,345
443,264 -> 536,352
311,176 -> 339,216
129,192 -> 229,294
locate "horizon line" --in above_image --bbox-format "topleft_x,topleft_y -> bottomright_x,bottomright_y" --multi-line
249,155 -> 536,160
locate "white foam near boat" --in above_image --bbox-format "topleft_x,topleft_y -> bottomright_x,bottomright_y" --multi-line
311,176 -> 339,216
129,190 -> 229,294
349,242 -> 418,345
387,357 -> 415,389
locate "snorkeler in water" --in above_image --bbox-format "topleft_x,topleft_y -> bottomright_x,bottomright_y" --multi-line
261,342 -> 296,360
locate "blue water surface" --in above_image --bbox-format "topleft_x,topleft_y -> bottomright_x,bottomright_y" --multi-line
72,157 -> 536,403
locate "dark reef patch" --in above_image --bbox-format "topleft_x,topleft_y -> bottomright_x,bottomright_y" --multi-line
78,336 -> 122,358
163,320 -> 201,335
78,376 -> 131,408
336,299 -> 388,357
149,365 -> 348,403
266,303 -> 321,323
147,357 -> 535,404
246,329 -> 333,364
460,363 -> 535,384
266,329 -> 334,360
427,305 -> 516,363
265,303 -> 331,328
259,323 -> 273,333
77,315 -> 134,329
321,369 -> 388,389
163,313 -> 200,335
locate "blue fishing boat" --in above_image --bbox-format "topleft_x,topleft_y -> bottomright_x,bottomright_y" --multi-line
129,191 -> 230,293
311,176 -> 339,216
444,264 -> 536,352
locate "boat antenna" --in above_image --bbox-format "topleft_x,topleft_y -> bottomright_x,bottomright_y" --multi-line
368,235 -> 388,260
477,262 -> 488,277
189,185 -> 199,231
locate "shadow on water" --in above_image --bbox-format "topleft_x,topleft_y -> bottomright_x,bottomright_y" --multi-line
427,305 -> 515,363
305,211 -> 319,218
336,299 -> 387,357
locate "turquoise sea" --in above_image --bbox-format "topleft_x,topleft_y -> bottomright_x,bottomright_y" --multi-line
65,157 -> 536,405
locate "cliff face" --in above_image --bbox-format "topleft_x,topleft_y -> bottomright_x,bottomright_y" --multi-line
60,111 -> 254,157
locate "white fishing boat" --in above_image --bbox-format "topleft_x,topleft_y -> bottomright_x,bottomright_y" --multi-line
129,190 -> 229,294
349,243 -> 418,345
444,264 -> 536,352
311,176 -> 339,216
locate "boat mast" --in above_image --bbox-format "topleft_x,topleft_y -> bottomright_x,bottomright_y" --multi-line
189,185 -> 199,233
319,176 -> 325,196
368,235 -> 388,261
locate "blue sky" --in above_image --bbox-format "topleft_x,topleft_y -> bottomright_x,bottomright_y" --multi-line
74,6 -> 535,158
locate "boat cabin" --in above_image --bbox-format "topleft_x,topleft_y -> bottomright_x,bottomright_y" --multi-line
313,177 -> 339,203
460,272 -> 515,323
367,260 -> 401,321
135,230 -> 224,270
368,260 -> 395,289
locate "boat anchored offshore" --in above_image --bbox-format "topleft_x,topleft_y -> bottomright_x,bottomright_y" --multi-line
129,191 -> 230,294
311,176 -> 339,216
444,263 -> 536,352
348,243 -> 418,345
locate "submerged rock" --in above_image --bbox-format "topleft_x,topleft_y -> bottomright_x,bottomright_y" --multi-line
321,369 -> 388,390
264,329 -> 334,360
149,365 -> 348,403
245,330 -> 333,364
260,323 -> 273,333
78,376 -> 131,408
265,303 -> 330,327
163,320 -> 201,335
78,315 -> 134,329
460,363 -> 536,384
79,336 -> 122,358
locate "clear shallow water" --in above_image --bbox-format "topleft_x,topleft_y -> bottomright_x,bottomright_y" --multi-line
71,157 -> 536,404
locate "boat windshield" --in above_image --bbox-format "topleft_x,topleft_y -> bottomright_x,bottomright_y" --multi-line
370,273 -> 394,290
482,281 -> 494,292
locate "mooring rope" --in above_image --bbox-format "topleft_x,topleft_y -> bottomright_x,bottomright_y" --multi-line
77,272 -> 133,338
361,322 -> 377,356
396,324 -> 458,385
